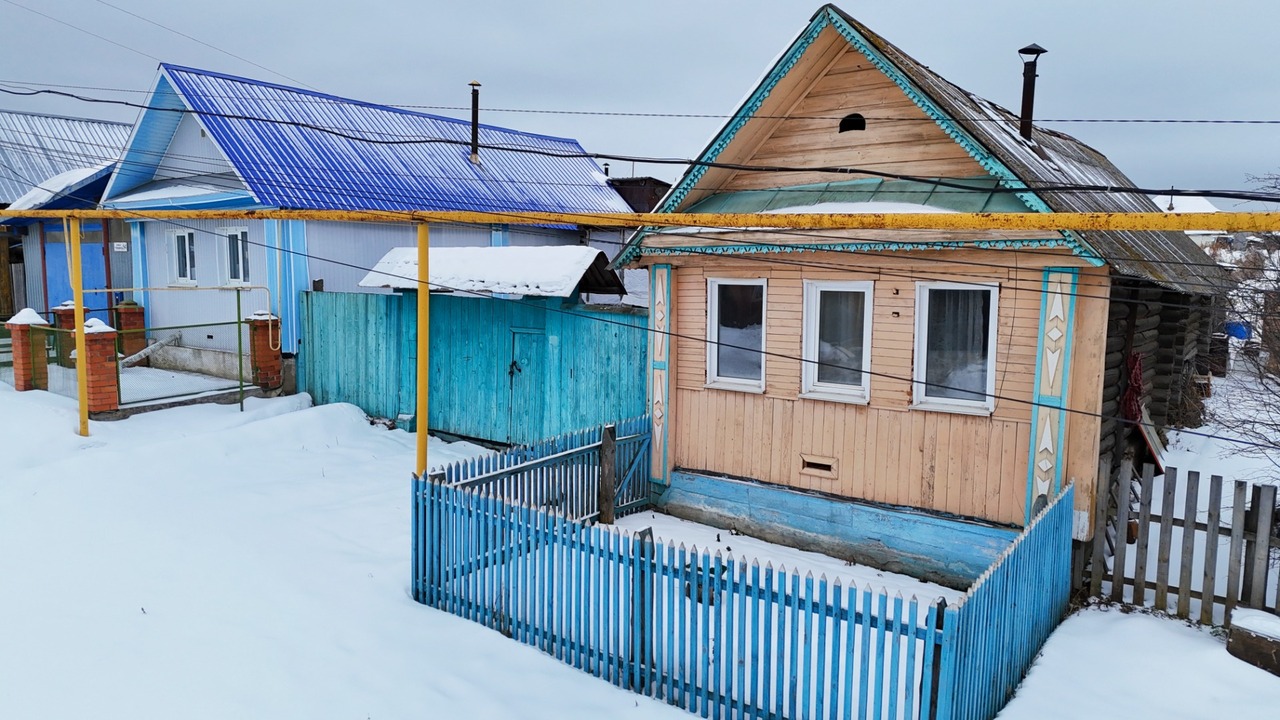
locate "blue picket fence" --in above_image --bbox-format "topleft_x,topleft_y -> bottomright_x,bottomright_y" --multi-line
938,484 -> 1075,720
413,428 -> 1074,720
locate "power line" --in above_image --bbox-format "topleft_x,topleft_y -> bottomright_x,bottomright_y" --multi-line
4,83 -> 1280,205
5,156 -> 1273,454
89,0 -> 318,90
1,0 -> 163,63
7,77 -> 1280,125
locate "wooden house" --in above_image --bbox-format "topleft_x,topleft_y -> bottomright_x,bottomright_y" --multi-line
615,4 -> 1224,579
96,64 -> 632,383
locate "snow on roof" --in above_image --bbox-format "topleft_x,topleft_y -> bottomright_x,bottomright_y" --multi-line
761,201 -> 957,215
5,308 -> 49,326
1149,194 -> 1220,214
359,245 -> 618,297
5,161 -> 115,212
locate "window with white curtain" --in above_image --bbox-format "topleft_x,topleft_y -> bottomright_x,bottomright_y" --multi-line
801,280 -> 872,402
707,278 -> 766,391
913,282 -> 998,413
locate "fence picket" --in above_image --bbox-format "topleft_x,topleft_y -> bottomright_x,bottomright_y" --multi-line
1249,485 -> 1276,609
1200,476 -> 1224,625
1224,481 -> 1249,624
1177,471 -> 1201,618
1132,464 -> 1155,606
1110,470 -> 1132,603
1154,468 -> 1178,612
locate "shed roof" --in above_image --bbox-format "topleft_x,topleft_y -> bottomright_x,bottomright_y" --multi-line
359,245 -> 625,297
105,65 -> 631,218
0,110 -> 130,204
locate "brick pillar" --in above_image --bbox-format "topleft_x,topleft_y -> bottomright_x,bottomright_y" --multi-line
114,301 -> 147,362
247,313 -> 282,390
51,303 -> 76,367
83,322 -> 119,413
5,309 -> 50,391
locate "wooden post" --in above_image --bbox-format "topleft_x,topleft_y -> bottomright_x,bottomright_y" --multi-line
1089,464 -> 1111,598
1176,471 -> 1200,618
599,424 -> 617,524
1224,480 -> 1249,625
1243,483 -> 1262,603
1246,485 -> 1276,609
1200,475 -> 1224,625
1132,464 -> 1156,605
1154,468 -> 1178,612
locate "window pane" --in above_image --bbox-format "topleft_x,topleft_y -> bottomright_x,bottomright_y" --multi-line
187,235 -> 196,272
716,284 -> 763,381
816,290 -> 865,386
228,234 -> 240,280
176,236 -> 188,278
924,289 -> 990,401
240,236 -> 250,282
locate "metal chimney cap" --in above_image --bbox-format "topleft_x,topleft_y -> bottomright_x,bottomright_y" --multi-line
1018,44 -> 1047,61
468,80 -> 482,88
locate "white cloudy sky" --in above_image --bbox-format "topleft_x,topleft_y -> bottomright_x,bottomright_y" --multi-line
3,0 -> 1278,206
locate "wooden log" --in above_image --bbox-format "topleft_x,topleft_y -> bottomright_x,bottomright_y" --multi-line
1155,468 -> 1178,612
1177,472 -> 1201,619
1225,480 -> 1249,625
598,424 -> 617,524
1132,464 -> 1156,606
120,331 -> 181,368
1200,476 -> 1224,625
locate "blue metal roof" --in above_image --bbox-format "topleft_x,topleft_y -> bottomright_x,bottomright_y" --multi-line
0,110 -> 130,204
111,64 -> 631,215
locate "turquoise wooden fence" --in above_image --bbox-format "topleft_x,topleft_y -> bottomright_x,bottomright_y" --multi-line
298,291 -> 647,444
412,426 -> 1074,720
938,484 -> 1075,720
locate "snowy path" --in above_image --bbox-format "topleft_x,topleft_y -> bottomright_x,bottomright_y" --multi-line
0,386 -> 687,720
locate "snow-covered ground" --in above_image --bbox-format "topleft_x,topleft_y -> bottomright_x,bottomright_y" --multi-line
0,386 -> 689,720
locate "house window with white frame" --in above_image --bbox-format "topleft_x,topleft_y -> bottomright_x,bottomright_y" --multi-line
801,280 -> 873,402
913,282 -> 998,413
223,227 -> 250,284
171,230 -> 197,284
707,278 -> 766,391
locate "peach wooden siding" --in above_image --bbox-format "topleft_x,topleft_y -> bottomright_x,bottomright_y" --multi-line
685,28 -> 989,200
658,249 -> 1100,526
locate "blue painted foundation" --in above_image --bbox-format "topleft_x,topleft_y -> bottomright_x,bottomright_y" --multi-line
657,471 -> 1018,589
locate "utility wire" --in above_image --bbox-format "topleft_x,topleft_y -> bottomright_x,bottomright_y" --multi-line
1,0 -> 163,63
5,155 -> 1274,454
3,84 -> 1279,205
7,77 -> 1280,125
89,0 -> 318,90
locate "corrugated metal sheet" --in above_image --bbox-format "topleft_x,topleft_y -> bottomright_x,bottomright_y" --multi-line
158,65 -> 633,216
298,291 -> 647,443
0,110 -> 130,204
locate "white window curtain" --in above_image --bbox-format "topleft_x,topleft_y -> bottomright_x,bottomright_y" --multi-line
816,290 -> 865,386
924,288 -> 991,401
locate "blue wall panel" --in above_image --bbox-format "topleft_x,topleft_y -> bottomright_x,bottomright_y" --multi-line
299,291 -> 648,444
658,471 -> 1019,589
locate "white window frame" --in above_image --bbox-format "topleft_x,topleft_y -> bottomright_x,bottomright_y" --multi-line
169,229 -> 197,286
912,281 -> 999,415
706,277 -> 767,393
220,226 -> 251,286
801,279 -> 873,403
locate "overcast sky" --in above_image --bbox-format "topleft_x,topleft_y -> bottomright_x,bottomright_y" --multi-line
4,0 -> 1278,208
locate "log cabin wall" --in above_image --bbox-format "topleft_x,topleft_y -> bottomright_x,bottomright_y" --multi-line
657,248 -> 1104,527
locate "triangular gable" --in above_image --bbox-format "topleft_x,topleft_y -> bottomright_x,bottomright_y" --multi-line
616,4 -> 1091,266
103,71 -> 254,205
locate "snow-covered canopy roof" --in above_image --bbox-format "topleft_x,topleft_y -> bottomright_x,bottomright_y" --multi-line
0,161 -> 116,225
359,245 -> 625,297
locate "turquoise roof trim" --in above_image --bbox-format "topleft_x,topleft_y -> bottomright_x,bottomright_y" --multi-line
615,6 -> 1103,267
639,237 -> 1084,258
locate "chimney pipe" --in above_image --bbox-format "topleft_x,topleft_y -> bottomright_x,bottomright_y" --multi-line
1018,44 -> 1046,141
469,81 -> 481,164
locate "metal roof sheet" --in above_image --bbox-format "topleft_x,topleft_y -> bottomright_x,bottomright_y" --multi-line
360,245 -> 623,297
156,65 -> 632,216
0,110 -> 130,204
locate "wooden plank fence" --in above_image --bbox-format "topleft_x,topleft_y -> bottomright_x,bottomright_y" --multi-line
413,420 -> 1078,720
1089,464 -> 1280,626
